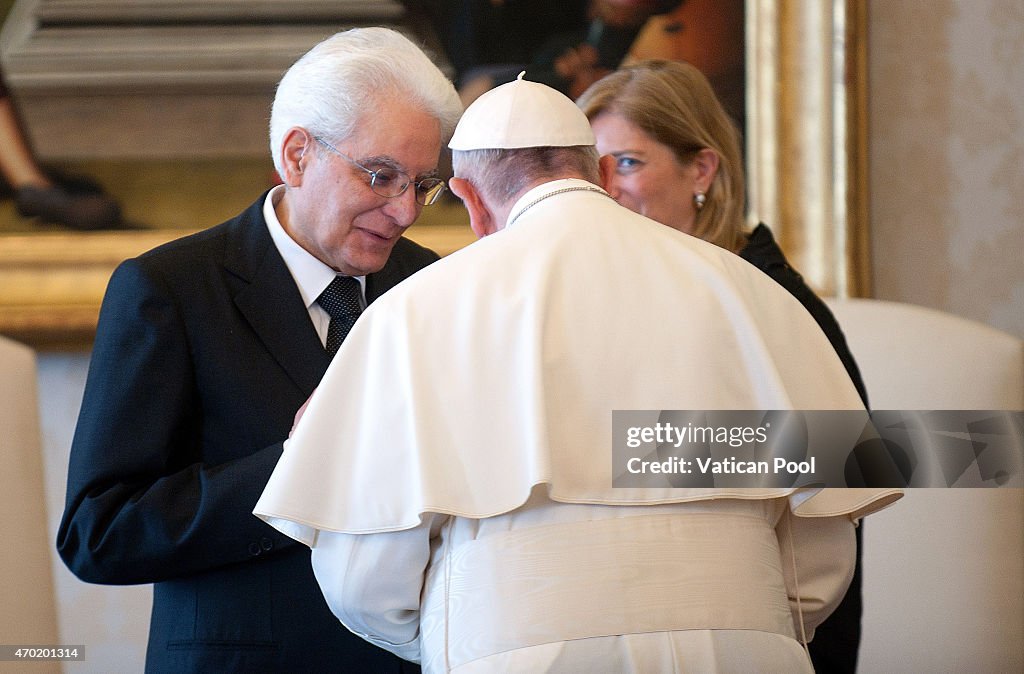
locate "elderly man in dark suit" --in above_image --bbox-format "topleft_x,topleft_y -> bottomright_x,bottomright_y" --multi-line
57,27 -> 462,673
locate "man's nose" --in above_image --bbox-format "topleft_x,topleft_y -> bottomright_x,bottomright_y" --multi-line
384,186 -> 420,227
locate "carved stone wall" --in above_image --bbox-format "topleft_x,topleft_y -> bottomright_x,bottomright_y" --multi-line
0,0 -> 446,158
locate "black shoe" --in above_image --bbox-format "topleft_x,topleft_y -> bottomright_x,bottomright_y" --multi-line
15,184 -> 122,230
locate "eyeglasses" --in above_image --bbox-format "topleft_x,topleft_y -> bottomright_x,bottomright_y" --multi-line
312,136 -> 447,206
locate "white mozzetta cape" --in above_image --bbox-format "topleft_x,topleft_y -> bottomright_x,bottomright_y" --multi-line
255,180 -> 900,542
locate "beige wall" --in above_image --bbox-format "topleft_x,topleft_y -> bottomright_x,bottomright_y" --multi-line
868,0 -> 1024,339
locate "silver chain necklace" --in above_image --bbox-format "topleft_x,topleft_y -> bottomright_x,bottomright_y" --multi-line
507,185 -> 611,227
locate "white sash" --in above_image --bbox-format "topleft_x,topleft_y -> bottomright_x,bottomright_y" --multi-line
424,512 -> 797,670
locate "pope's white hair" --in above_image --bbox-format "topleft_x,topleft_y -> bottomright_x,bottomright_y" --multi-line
453,146 -> 600,205
269,27 -> 462,174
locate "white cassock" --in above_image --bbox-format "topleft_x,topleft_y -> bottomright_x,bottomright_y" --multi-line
255,179 -> 901,673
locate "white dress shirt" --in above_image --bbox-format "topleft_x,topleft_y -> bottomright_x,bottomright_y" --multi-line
263,185 -> 365,347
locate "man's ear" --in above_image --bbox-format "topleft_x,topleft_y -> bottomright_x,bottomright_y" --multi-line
692,148 -> 721,193
597,154 -> 617,193
280,127 -> 314,187
448,177 -> 497,238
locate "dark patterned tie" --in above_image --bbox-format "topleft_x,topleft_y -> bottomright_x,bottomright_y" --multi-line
316,275 -> 363,356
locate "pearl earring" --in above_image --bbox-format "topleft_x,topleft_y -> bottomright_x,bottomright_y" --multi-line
694,191 -> 706,211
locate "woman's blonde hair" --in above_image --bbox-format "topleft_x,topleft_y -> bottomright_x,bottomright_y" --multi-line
577,59 -> 746,252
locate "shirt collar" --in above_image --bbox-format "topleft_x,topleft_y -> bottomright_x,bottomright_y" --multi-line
263,185 -> 365,308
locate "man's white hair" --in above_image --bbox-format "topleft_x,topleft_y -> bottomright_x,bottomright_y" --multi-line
269,27 -> 462,174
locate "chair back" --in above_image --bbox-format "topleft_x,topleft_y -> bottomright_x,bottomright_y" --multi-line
825,298 -> 1023,673
0,336 -> 60,671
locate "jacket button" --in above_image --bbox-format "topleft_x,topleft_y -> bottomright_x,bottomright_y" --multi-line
260,537 -> 274,552
248,542 -> 261,557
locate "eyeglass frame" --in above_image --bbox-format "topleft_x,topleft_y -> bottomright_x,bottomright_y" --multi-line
311,135 -> 447,206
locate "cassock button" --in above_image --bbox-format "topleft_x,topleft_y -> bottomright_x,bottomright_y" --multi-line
248,542 -> 261,557
260,537 -> 274,552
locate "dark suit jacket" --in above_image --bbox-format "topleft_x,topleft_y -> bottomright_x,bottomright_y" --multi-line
57,194 -> 437,673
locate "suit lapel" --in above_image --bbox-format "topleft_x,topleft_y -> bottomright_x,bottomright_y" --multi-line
365,240 -> 410,303
226,195 -> 330,394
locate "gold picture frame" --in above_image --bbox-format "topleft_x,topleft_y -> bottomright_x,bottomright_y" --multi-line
0,0 -> 868,349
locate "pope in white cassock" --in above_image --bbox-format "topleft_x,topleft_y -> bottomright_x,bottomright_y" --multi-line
254,73 -> 901,673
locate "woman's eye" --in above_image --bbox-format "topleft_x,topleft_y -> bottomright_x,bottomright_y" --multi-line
616,156 -> 641,172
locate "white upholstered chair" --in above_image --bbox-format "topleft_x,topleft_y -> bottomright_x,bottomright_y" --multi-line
825,298 -> 1023,673
0,336 -> 60,673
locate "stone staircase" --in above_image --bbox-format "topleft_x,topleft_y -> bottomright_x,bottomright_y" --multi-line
0,0 -> 446,159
